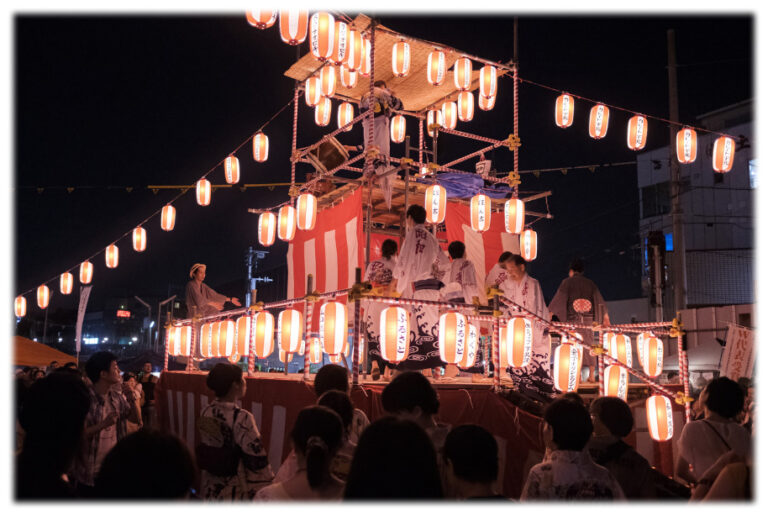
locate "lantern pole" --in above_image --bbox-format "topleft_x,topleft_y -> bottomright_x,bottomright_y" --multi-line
303,274 -> 314,382
247,310 -> 256,377
290,46 -> 300,195
352,268 -> 363,387
402,135 -> 411,243
597,328 -> 605,396
492,294 -> 501,393
513,16 -> 519,197
163,324 -> 169,372
675,315 -> 692,423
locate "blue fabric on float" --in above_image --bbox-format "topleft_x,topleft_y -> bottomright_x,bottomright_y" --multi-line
413,173 -> 512,199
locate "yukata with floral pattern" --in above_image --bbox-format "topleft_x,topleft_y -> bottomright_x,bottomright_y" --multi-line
521,449 -> 625,500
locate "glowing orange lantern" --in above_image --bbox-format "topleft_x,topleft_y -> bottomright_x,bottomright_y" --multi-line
133,226 -> 147,252
278,309 -> 303,353
15,296 -> 26,318
637,332 -> 664,378
279,10 -> 308,45
602,331 -> 616,351
303,338 -> 321,364
392,40 -> 410,77
479,65 -> 497,99
470,194 -> 491,232
277,205 -> 296,242
457,91 -> 474,122
713,135 -> 735,173
168,324 -> 193,357
252,132 -> 269,163
258,212 -> 276,247
234,314 -> 252,358
199,322 -> 214,358
328,353 -> 342,364
425,184 -> 447,224
453,57 -> 472,91
60,272 -> 73,295
589,104 -> 610,139
105,244 -> 119,269
390,114 -> 406,143
426,109 -> 442,138
520,229 -> 537,261
161,204 -> 176,231
253,311 -> 275,358
647,395 -> 674,441
458,323 -> 478,369
320,65 -> 336,97
330,20 -> 348,66
37,285 -> 50,309
555,93 -> 575,129
346,30 -> 364,71
340,66 -> 357,88
609,333 -> 633,367
246,10 -> 277,29
320,302 -> 347,355
676,127 -> 697,164
279,349 -> 293,363
504,198 -> 525,234
441,101 -> 457,130
214,320 -> 236,357
553,342 -> 584,392
360,39 -> 371,77
379,306 -> 410,364
224,156 -> 240,184
506,317 -> 533,368
309,13 -> 335,61
80,261 -> 93,284
337,102 -> 354,132
315,97 -> 332,127
305,76 -> 322,107
196,179 -> 211,206
499,326 -> 509,368
427,49 -> 446,85
603,364 -> 629,400
627,115 -> 648,151
296,193 -> 317,231
478,94 -> 496,111
439,312 -> 467,365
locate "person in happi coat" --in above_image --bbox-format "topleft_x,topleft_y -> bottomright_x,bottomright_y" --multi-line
362,239 -> 399,380
484,251 -> 514,292
185,263 -> 241,318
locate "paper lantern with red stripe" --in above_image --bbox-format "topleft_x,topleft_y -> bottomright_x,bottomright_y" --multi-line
499,326 -> 509,368
438,312 -> 467,365
426,109 -> 442,138
504,198 -> 525,234
37,285 -> 50,309
637,332 -> 664,378
199,322 -> 213,358
320,65 -> 336,97
713,136 -> 735,173
603,365 -> 629,400
646,395 -> 674,441
253,311 -> 275,359
627,115 -> 648,151
609,333 -> 632,367
458,323 -> 479,369
390,114 -> 406,143
295,193 -> 317,231
601,331 -> 616,351
520,229 -> 537,261
224,156 -> 240,184
132,226 -> 146,252
457,91 -> 474,122
279,10 -> 308,45
309,13 -> 335,61
80,261 -> 93,284
196,179 -> 211,206
379,306 -> 410,364
278,309 -> 303,353
305,76 -> 322,107
676,127 -> 697,164
161,204 -> 176,231
230,315 -> 250,358
277,205 -> 296,242
360,39 -> 371,76
553,342 -> 584,392
315,97 -> 332,127
337,102 -> 354,132
345,29 -> 364,71
60,272 -> 73,295
105,244 -> 119,269
453,57 -> 472,91
392,40 -> 410,77
425,184 -> 447,224
478,94 -> 496,111
167,324 -> 193,357
330,20 -> 348,66
479,65 -> 497,99
588,104 -> 610,139
252,132 -> 269,163
554,93 -> 575,128
214,320 -> 236,358
15,296 -> 26,318
258,212 -> 276,247
505,317 -> 533,368
320,302 -> 347,356
246,10 -> 277,29
441,101 -> 457,130
305,338 -> 323,364
340,66 -> 357,88
327,353 -> 343,364
470,194 -> 491,232
427,49 -> 446,85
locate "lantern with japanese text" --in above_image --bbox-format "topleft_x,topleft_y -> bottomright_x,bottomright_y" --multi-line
246,10 -> 276,29
426,109 -> 442,138
296,193 -> 317,231
425,184 -> 447,224
390,114 -> 406,143
258,212 -> 276,247
637,332 -> 664,378
479,65 -> 497,99
713,136 -> 735,173
346,30 -> 364,71
380,306 -> 410,364
506,317 -> 533,368
37,285 -> 50,309
320,65 -> 336,97
676,127 -> 697,164
458,323 -> 479,369
279,10 -> 308,45
609,333 -> 632,367
439,312 -> 467,365
168,324 -> 193,357
392,40 -> 410,77
337,102 -> 354,132
603,364 -> 629,400
315,97 -> 332,127
60,272 -> 73,295
553,341 -> 584,392
277,205 -> 296,242
161,204 -> 176,231
234,314 -> 252,358
133,226 -> 147,252
441,101 -> 457,130
555,93 -> 575,129
305,76 -> 322,107
453,57 -> 472,91
224,156 -> 240,184
457,91 -> 474,122
340,66 -> 358,88
278,309 -> 303,353
105,244 -> 119,269
196,179 -> 211,206
647,395 -> 674,441
360,39 -> 371,76
470,194 -> 491,232
589,104 -> 610,139
602,331 -> 616,351
252,132 -> 269,163
15,296 -> 26,318
330,20 -> 348,66
520,229 -> 537,261
427,49 -> 446,86
504,198 -> 525,234
80,261 -> 93,284
478,94 -> 496,111
627,115 -> 648,151
253,311 -> 275,358
320,302 -> 347,356
309,13 -> 335,61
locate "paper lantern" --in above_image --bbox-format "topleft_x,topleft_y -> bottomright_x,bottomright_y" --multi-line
213,320 -> 236,358
424,184 -> 447,224
457,91 -> 474,122
330,20 -> 348,65
478,93 -> 496,111
627,115 -> 648,151
553,342 -> 584,392
277,349 -> 293,363
279,10 -> 308,45
647,395 -> 674,441
133,226 -> 147,252
337,101 -> 354,132
315,97 -> 332,127
479,65 -> 497,99
427,49 -> 446,86
296,193 -> 317,231
161,204 -> 176,231
168,324 -> 193,357
224,156 -> 240,184
588,103 -> 610,139
309,13 -> 335,61
360,39 -> 371,77
79,261 -> 93,284
253,311 -> 275,359
340,65 -> 358,88
246,10 -> 277,29
504,198 -> 525,234
258,212 -> 276,246
426,109 -> 442,138
252,132 -> 269,163
392,40 -> 410,77
676,127 -> 697,164
603,365 -> 629,400
713,135 -> 735,173
441,101 -> 457,130
320,302 -> 347,355
105,244 -> 119,269
458,323 -> 479,369
520,229 -> 537,261
14,296 -> 26,318
232,314 -> 251,358
637,332 -> 664,378
199,322 -> 214,358
60,272 -> 73,295
345,29 -> 364,71
37,285 -> 50,309
470,194 -> 491,232
390,114 -> 406,143
277,205 -> 296,242
438,312 -> 467,365
555,93 -> 575,129
506,317 -> 533,368
609,333 -> 633,367
499,326 -> 509,368
328,353 -> 343,364
305,76 -> 322,107
278,309 -> 303,353
196,179 -> 211,206
453,57 -> 472,91
320,65 -> 336,97
379,306 -> 410,364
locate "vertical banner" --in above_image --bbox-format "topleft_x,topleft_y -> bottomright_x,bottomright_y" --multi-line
75,285 -> 93,353
720,323 -> 755,380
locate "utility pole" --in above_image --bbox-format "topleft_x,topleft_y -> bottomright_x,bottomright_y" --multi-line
244,247 -> 268,306
668,29 -> 688,314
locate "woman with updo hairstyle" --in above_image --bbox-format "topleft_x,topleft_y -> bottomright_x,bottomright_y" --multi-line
255,406 -> 344,500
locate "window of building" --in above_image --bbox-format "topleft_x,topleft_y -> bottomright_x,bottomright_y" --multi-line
749,159 -> 757,189
641,181 -> 670,218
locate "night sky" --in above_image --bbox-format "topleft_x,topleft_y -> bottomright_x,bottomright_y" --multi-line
13,12 -> 753,317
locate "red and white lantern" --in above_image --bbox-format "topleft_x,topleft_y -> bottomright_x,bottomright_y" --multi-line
252,132 -> 269,162
327,353 -> 343,364
246,10 -> 277,29
520,229 -> 537,261
199,322 -> 213,358
315,97 -> 332,127
234,314 -> 252,358
425,184 -> 447,224
453,57 -> 473,91
504,198 -> 525,234
676,127 -> 697,164
713,135 -> 735,173
458,323 -> 479,369
196,178 -> 211,206
37,285 -> 50,309
392,40 -> 410,77
478,94 -> 496,111
224,155 -> 240,184
340,66 -> 358,88
320,302 -> 347,356
258,212 -> 276,247
553,342 -> 584,392
589,104 -> 610,139
330,20 -> 348,66
555,93 -> 575,128
105,244 -> 119,269
360,39 -> 371,76
60,272 -> 73,295
390,114 -> 406,143
168,324 -> 193,357
253,311 -> 275,359
337,102 -> 354,132
499,326 -> 509,368
279,10 -> 308,46
80,260 -> 93,284
305,76 -> 322,107
647,395 -> 674,441
345,30 -> 364,71
379,306 -> 410,364
438,312 -> 467,365
609,333 -> 633,367
15,296 -> 26,318
306,338 -> 323,364
277,205 -> 296,242
637,332 -> 664,378
216,320 -> 236,358
426,109 -> 442,138
457,91 -> 474,122
479,65 -> 497,99
441,101 -> 457,130
506,317 -> 533,368
603,365 -> 629,400
309,13 -> 335,61
133,226 -> 147,252
470,194 -> 491,232
427,49 -> 446,86
320,65 -> 336,97
161,204 -> 176,231
296,193 -> 317,231
627,115 -> 648,151
278,309 -> 303,353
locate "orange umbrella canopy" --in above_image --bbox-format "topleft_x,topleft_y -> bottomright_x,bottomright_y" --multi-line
14,336 -> 75,367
